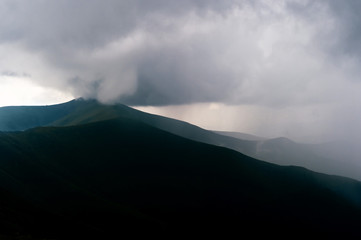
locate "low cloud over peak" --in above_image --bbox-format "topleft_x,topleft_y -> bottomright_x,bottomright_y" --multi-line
1,0 -> 361,142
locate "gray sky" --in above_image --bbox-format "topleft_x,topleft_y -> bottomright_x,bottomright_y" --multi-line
1,0 -> 361,142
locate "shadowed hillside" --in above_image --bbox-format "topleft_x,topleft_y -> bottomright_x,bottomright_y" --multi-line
0,98 -> 258,155
0,118 -> 360,238
1,99 -> 360,181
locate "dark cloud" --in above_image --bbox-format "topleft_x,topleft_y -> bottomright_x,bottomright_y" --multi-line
1,0 -> 361,142
324,0 -> 361,57
0,0 -> 238,48
2,0 -> 361,106
0,0 -> 250,105
287,0 -> 361,62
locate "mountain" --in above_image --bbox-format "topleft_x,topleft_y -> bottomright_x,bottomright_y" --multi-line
0,117 -> 360,238
215,130 -> 361,181
0,100 -> 84,131
0,98 -> 259,155
250,137 -> 361,181
1,99 -> 360,181
214,130 -> 267,141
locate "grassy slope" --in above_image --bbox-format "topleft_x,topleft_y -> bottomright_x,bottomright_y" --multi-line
0,99 -> 258,155
1,99 -> 360,181
49,100 -> 361,180
0,118 -> 360,238
0,100 -> 87,132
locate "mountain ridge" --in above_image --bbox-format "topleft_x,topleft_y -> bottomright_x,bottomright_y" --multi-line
0,117 -> 361,237
1,98 -> 360,181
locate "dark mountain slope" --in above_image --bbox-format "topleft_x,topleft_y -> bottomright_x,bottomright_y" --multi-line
0,118 -> 360,238
52,99 -> 259,155
1,99 -> 360,181
0,99 -> 257,155
0,99 -> 256,154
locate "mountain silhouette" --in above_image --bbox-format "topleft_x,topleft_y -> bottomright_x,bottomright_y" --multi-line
1,98 -> 360,180
0,108 -> 360,237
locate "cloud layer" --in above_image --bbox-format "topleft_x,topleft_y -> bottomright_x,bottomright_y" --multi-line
1,0 -> 361,141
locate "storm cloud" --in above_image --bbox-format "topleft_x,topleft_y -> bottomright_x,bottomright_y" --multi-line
1,0 -> 361,141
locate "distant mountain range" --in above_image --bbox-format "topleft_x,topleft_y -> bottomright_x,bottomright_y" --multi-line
213,130 -> 267,141
0,99 -> 360,238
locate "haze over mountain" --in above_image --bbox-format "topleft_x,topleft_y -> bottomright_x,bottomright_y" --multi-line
0,104 -> 360,238
1,99 -> 360,181
2,0 -> 361,145
1,0 -> 361,238
213,131 -> 267,141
